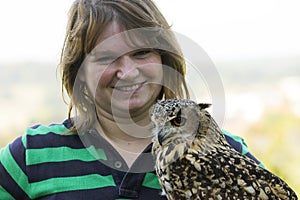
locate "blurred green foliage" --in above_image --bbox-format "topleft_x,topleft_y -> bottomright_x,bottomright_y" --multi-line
245,106 -> 300,196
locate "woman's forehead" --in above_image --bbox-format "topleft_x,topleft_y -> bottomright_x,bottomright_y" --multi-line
95,21 -> 124,45
92,22 -> 160,56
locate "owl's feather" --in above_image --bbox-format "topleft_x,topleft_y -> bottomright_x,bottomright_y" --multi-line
150,99 -> 297,200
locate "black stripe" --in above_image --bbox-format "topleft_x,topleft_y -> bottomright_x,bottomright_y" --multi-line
138,187 -> 167,200
27,160 -> 115,182
27,133 -> 84,149
62,118 -> 74,129
224,135 -> 243,153
244,152 -> 261,165
35,187 -> 119,200
37,186 -> 167,200
9,136 -> 27,173
0,163 -> 30,199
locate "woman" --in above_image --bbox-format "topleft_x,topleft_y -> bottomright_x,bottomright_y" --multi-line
0,0 -> 263,199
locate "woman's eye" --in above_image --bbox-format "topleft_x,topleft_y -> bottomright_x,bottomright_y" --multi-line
132,49 -> 153,58
96,56 -> 116,64
171,116 -> 187,127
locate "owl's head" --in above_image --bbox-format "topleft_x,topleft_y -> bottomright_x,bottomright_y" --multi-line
150,99 -> 210,146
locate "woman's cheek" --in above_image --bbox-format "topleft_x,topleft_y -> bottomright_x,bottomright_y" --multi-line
95,68 -> 116,88
83,64 -> 114,97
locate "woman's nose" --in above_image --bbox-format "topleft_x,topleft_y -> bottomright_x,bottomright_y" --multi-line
116,56 -> 139,80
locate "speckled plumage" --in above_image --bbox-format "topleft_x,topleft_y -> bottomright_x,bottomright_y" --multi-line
150,99 -> 297,200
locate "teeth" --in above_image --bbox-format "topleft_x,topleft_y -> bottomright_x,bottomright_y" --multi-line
114,84 -> 142,91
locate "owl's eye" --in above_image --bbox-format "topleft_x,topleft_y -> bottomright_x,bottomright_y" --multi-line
171,116 -> 187,127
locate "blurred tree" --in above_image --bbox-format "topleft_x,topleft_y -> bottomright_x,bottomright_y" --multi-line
245,105 -> 300,197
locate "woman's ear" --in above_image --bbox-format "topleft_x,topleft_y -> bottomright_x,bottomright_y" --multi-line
78,68 -> 86,82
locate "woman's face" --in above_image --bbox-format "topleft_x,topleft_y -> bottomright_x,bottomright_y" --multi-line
80,22 -> 163,117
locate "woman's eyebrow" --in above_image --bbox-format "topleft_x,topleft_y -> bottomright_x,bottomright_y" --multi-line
90,49 -> 120,58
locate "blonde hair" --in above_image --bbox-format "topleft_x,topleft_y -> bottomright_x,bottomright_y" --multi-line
59,0 -> 189,132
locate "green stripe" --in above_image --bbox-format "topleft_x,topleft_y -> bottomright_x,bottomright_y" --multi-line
30,174 -> 116,199
0,185 -> 15,200
0,145 -> 30,196
142,172 -> 161,189
26,146 -> 107,165
22,134 -> 27,148
26,124 -> 69,136
87,145 -> 107,161
259,162 -> 266,168
116,199 -> 131,200
22,124 -> 71,147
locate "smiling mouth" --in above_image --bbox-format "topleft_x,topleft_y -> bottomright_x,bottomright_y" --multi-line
113,82 -> 145,92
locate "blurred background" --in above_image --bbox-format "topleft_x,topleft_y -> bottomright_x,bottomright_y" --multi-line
0,0 -> 299,195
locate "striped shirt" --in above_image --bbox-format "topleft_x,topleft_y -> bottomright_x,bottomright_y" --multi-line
0,120 -> 263,199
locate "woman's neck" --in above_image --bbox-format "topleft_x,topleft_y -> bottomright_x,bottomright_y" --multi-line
94,108 -> 153,167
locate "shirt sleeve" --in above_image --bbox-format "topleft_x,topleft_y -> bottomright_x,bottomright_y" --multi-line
0,136 -> 31,199
222,130 -> 265,168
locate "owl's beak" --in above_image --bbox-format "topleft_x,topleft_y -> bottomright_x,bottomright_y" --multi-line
157,128 -> 165,146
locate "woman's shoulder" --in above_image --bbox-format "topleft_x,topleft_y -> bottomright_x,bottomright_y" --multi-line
25,119 -> 73,137
22,119 -> 82,149
222,130 -> 265,168
0,119 -> 84,174
1,119 -> 80,156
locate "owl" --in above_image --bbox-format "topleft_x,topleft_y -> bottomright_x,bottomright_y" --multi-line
150,98 -> 297,200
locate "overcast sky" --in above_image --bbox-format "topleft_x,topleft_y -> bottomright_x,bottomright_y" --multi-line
0,0 -> 299,63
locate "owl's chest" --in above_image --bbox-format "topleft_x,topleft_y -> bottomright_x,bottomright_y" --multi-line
155,148 -> 245,199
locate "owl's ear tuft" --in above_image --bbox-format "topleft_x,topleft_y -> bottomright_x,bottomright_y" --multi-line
198,103 -> 211,110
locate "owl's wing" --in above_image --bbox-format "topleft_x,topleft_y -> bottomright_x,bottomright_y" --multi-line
181,141 -> 298,199
223,147 -> 297,199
